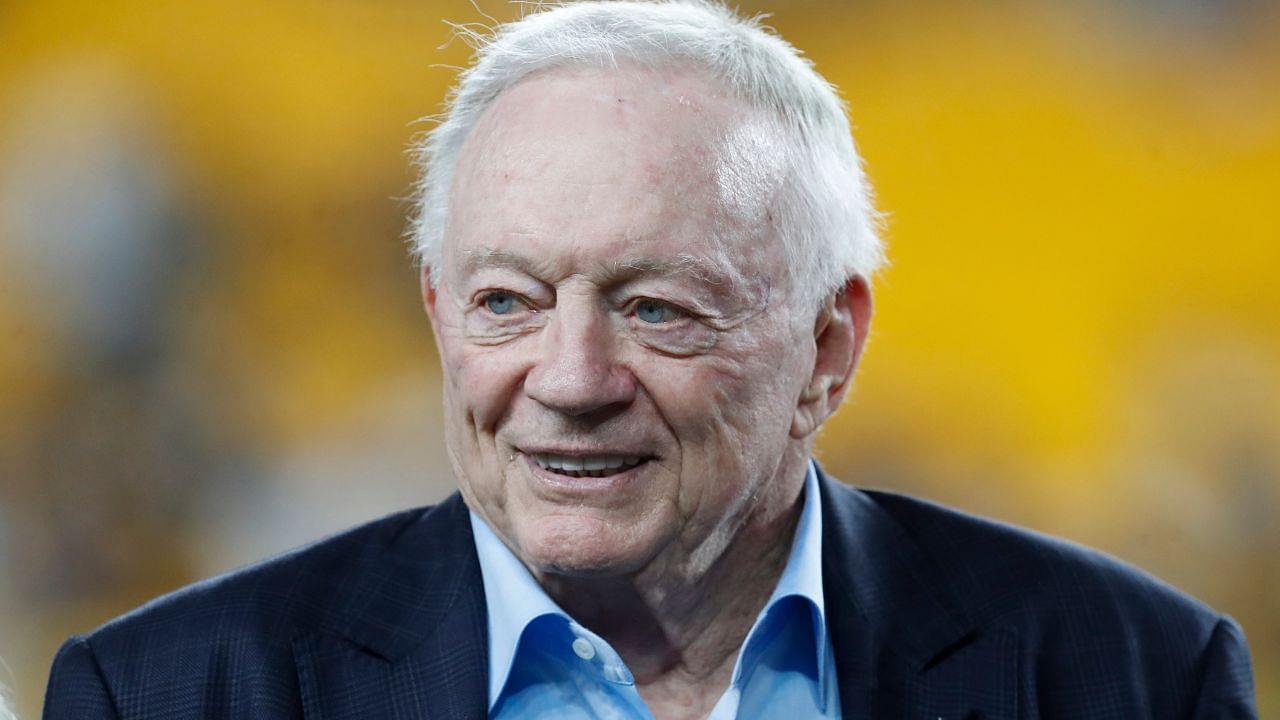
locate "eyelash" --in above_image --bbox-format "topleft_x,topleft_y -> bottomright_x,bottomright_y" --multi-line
475,291 -> 695,323
477,290 -> 533,315
625,297 -> 690,324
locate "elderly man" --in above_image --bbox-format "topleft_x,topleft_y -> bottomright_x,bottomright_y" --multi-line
45,2 -> 1256,719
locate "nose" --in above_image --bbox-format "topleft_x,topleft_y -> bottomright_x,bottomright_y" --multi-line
524,300 -> 635,417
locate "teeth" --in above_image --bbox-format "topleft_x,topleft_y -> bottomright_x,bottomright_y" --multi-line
531,453 -> 646,477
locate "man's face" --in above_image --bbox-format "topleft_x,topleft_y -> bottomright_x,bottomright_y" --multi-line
425,65 -> 819,578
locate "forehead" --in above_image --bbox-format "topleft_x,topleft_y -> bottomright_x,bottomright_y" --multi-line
444,64 -> 787,283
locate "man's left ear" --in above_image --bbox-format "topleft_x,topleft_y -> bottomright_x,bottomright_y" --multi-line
419,264 -> 446,347
420,265 -> 438,319
790,275 -> 873,439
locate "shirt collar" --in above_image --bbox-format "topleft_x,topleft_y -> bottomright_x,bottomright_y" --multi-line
469,459 -> 831,710
469,509 -> 566,709
732,459 -> 833,704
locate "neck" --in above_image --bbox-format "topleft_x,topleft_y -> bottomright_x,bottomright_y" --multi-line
537,460 -> 808,717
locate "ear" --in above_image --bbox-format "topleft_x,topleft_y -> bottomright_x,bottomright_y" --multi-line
790,275 -> 873,439
420,264 -> 443,337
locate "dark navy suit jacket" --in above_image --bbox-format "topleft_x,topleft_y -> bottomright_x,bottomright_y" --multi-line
45,469 -> 1258,719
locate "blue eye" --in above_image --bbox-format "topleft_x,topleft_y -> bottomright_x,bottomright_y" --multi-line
635,299 -> 680,324
484,292 -> 518,315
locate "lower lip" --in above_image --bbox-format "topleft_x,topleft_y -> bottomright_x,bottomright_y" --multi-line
521,453 -> 649,496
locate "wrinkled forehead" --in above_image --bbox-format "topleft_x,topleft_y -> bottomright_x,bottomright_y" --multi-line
472,62 -> 741,148
444,63 -> 790,286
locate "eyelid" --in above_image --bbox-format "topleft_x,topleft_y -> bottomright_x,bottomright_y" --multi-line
475,289 -> 535,313
622,282 -> 731,318
627,296 -> 694,320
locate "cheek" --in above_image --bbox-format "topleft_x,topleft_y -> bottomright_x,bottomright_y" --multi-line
431,289 -> 535,429
669,334 -> 800,426
439,338 -> 532,431
637,349 -> 790,468
651,332 -> 804,477
438,341 -> 533,520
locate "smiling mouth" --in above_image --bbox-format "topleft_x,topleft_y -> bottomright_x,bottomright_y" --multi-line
528,452 -> 648,479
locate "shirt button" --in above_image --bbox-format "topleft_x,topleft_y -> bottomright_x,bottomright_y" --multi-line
571,637 -> 596,660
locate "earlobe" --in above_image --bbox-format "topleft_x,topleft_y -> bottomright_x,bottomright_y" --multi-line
790,276 -> 873,439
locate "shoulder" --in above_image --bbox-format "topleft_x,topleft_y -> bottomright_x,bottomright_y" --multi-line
826,481 -> 1256,715
45,502 -> 462,718
86,505 -> 432,651
854,486 -> 1221,635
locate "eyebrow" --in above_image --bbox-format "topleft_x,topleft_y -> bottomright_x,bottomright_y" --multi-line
458,247 -> 731,288
458,248 -> 544,276
608,254 -> 729,286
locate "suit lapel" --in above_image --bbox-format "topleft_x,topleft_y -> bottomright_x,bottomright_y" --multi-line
819,470 -> 1018,719
294,494 -> 489,720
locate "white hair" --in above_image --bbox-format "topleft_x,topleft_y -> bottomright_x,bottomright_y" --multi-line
0,683 -> 14,720
409,0 -> 884,309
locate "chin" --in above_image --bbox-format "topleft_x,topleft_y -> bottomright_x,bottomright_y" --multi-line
515,513 -> 658,578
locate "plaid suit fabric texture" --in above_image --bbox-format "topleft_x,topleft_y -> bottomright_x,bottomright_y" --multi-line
44,472 -> 1257,719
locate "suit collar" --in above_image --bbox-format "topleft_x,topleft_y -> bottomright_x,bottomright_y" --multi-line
817,465 -> 1019,719
327,466 -> 977,671
316,467 -> 975,672
294,493 -> 489,719
326,492 -> 486,662
296,470 -> 1012,719
817,466 -> 973,670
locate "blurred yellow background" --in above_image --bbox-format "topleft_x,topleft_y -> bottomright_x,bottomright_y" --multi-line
1,1 -> 1276,716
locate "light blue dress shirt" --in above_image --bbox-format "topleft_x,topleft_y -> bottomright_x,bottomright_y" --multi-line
470,461 -> 841,719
